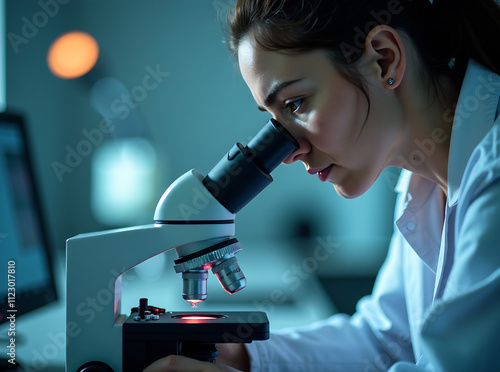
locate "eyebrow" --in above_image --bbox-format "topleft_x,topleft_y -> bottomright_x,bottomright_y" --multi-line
257,79 -> 302,112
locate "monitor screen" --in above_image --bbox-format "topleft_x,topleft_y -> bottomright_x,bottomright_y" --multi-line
0,112 -> 57,324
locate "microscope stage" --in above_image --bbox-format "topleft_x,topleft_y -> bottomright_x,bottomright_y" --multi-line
123,310 -> 269,343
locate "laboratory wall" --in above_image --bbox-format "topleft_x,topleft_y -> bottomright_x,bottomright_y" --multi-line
6,0 -> 398,265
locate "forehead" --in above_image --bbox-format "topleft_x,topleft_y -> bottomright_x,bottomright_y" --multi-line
238,35 -> 303,80
238,35 -> 331,102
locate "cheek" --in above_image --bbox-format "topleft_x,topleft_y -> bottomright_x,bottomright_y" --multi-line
308,84 -> 367,152
355,90 -> 404,161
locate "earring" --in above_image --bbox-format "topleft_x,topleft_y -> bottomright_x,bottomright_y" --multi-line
387,78 -> 395,85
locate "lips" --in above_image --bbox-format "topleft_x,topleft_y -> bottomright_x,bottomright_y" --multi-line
307,165 -> 334,182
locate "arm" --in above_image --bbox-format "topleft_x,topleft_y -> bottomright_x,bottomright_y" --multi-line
246,229 -> 415,372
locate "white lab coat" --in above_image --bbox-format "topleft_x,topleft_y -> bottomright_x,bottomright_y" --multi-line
245,60 -> 500,371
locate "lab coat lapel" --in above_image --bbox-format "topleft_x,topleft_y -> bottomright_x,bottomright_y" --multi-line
434,59 -> 500,300
447,59 -> 500,206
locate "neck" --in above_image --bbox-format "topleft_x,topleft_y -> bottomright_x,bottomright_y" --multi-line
392,70 -> 460,196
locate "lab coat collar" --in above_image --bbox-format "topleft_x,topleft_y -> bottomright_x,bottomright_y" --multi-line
447,60 -> 500,206
395,170 -> 443,272
394,169 -> 411,194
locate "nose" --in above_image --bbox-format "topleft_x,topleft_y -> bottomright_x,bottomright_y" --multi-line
283,137 -> 311,164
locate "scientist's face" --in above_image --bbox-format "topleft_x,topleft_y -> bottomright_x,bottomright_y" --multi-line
238,36 -> 403,198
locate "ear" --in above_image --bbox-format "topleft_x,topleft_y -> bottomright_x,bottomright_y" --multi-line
363,25 -> 406,89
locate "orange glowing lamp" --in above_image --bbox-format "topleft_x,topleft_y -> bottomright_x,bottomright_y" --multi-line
47,31 -> 99,79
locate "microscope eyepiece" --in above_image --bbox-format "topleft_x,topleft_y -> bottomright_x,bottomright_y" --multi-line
246,119 -> 298,174
203,119 -> 299,214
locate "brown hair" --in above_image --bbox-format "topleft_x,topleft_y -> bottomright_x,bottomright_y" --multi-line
227,0 -> 500,107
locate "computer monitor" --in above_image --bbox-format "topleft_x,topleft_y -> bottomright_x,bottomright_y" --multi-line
0,111 -> 57,324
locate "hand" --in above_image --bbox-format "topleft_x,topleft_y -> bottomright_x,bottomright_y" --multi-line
142,354 -> 241,372
143,344 -> 250,372
216,344 -> 250,371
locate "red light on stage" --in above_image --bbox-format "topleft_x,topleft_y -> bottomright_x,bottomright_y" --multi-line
171,313 -> 227,323
179,316 -> 219,320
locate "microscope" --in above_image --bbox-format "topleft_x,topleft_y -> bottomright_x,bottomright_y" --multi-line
65,119 -> 299,371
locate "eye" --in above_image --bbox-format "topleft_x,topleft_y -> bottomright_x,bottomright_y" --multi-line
285,98 -> 303,114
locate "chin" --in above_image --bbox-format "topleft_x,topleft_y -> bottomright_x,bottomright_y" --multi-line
332,181 -> 371,199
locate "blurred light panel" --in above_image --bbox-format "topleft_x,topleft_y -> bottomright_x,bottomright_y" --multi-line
90,77 -> 129,118
91,137 -> 157,226
47,31 -> 99,79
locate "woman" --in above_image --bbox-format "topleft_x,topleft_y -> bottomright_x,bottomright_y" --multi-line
146,0 -> 500,370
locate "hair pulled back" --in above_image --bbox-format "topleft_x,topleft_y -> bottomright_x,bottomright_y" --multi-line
228,0 -> 500,101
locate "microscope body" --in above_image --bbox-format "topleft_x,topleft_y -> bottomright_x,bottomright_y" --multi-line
65,119 -> 299,371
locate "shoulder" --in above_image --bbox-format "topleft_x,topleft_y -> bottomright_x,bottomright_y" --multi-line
458,121 -> 500,207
